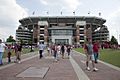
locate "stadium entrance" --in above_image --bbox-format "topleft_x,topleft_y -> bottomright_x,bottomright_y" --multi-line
55,39 -> 69,44
49,26 -> 74,45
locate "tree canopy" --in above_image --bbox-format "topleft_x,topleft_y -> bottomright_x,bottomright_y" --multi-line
110,36 -> 118,45
6,35 -> 16,42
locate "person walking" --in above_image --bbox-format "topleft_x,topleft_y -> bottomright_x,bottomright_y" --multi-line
7,44 -> 12,63
38,42 -> 45,59
0,39 -> 6,65
93,41 -> 100,63
14,43 -> 18,63
61,44 -> 65,59
47,45 -> 51,56
84,39 -> 98,71
17,42 -> 22,63
57,44 -> 61,57
53,44 -> 58,62
67,45 -> 71,59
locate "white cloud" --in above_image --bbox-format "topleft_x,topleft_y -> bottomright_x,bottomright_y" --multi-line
39,0 -> 82,11
40,0 -> 48,5
64,0 -> 81,11
0,0 -> 28,41
106,8 -> 120,43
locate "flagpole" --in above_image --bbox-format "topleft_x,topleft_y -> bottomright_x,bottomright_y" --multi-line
46,11 -> 49,21
32,11 -> 35,16
88,11 -> 90,16
99,12 -> 101,17
61,11 -> 62,16
73,11 -> 75,16
46,11 -> 49,16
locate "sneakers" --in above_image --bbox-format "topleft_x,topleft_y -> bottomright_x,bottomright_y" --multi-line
95,61 -> 98,63
93,68 -> 98,71
86,67 -> 90,71
54,59 -> 58,62
86,67 -> 98,71
18,61 -> 21,63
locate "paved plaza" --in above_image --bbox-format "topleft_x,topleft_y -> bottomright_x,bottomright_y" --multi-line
0,50 -> 120,80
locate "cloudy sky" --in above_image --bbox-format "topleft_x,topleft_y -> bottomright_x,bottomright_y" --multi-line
0,0 -> 120,43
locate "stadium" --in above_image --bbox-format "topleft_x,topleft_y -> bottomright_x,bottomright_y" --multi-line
16,16 -> 109,45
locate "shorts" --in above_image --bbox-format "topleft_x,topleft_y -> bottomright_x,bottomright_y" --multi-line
86,54 -> 95,61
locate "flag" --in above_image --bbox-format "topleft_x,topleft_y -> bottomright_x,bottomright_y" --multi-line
32,11 -> 35,15
88,11 -> 90,14
73,11 -> 75,15
99,12 -> 101,16
61,11 -> 62,15
46,11 -> 49,15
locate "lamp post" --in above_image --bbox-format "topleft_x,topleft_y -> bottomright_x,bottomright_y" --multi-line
30,34 -> 34,52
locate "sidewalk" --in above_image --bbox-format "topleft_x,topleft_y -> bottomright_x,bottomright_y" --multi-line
0,51 -> 78,80
2,51 -> 38,63
71,50 -> 120,80
0,50 -> 120,80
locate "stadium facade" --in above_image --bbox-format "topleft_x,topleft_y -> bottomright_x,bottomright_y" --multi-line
16,16 -> 109,45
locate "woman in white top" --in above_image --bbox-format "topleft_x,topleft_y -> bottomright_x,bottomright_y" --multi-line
0,39 -> 6,65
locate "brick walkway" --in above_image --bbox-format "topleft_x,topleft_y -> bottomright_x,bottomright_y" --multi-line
0,50 -> 120,80
71,50 -> 120,80
0,51 -> 78,80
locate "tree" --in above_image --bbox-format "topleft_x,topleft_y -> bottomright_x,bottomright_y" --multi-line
6,35 -> 16,42
28,39 -> 34,52
110,36 -> 118,45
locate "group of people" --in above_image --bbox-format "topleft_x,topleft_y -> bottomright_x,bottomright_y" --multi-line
50,44 -> 72,61
0,40 -> 72,65
38,40 -> 100,71
38,42 -> 72,62
84,39 -> 100,71
0,39 -> 22,65
0,38 -> 100,72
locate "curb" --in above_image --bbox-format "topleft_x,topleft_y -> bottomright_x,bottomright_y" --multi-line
73,50 -> 120,71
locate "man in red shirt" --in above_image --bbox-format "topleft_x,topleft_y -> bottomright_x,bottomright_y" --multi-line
93,41 -> 100,63
83,40 -> 98,71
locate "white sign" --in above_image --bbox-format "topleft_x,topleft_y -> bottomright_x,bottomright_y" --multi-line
38,21 -> 48,26
76,21 -> 86,26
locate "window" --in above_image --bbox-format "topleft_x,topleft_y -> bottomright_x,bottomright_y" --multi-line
40,26 -> 45,28
51,30 -> 73,35
79,26 -> 84,28
40,30 -> 44,34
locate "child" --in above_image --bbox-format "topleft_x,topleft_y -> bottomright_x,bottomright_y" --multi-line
47,45 -> 51,56
7,44 -> 12,63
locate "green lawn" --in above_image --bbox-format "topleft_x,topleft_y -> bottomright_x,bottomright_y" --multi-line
3,48 -> 39,58
74,48 -> 120,68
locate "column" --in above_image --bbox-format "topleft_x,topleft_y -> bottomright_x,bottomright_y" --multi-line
33,25 -> 39,43
76,25 -> 80,44
44,25 -> 48,45
37,25 -> 40,43
86,24 -> 92,41
84,25 -> 87,42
